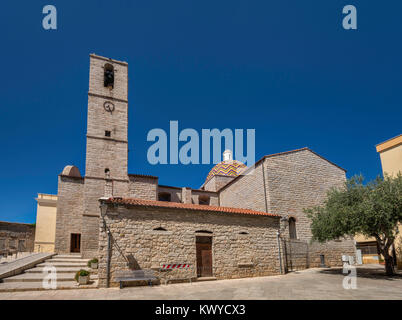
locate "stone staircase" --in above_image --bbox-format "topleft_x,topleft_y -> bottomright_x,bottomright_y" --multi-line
0,254 -> 98,292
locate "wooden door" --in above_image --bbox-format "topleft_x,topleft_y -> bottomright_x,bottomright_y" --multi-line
196,237 -> 212,277
70,233 -> 81,253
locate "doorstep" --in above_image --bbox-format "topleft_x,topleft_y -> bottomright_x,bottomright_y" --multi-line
196,277 -> 217,282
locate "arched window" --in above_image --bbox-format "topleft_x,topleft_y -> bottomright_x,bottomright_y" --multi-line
289,217 -> 297,239
158,192 -> 171,202
104,168 -> 110,179
199,195 -> 210,205
104,63 -> 114,89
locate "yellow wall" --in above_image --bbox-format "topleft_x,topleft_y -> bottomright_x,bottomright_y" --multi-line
355,134 -> 401,265
34,193 -> 58,253
377,134 -> 402,268
377,145 -> 402,178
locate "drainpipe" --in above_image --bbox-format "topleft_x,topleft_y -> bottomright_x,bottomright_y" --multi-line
99,199 -> 110,288
106,229 -> 111,288
277,231 -> 283,274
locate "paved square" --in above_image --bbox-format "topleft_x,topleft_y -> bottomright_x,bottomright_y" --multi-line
0,265 -> 401,300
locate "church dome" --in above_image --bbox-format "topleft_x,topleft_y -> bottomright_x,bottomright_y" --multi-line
205,150 -> 247,183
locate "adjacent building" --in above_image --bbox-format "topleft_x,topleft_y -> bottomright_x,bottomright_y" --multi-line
0,221 -> 35,255
355,134 -> 402,266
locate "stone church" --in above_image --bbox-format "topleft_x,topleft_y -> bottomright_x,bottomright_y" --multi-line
34,54 -> 355,287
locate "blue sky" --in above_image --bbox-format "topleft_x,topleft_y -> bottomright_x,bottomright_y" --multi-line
0,1 -> 401,223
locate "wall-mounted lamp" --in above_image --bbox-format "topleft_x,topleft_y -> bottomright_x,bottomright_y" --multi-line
99,197 -> 109,217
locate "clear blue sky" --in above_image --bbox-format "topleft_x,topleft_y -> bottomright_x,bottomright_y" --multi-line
0,1 -> 401,223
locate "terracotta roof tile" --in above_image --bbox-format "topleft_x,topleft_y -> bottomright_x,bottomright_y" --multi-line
105,198 -> 280,218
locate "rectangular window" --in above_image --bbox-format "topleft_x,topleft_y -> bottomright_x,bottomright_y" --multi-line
105,130 -> 111,137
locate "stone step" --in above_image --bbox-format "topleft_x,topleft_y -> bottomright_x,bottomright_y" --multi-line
2,273 -> 98,283
0,280 -> 98,292
53,255 -> 83,259
37,262 -> 88,268
25,267 -> 91,274
47,258 -> 89,263
196,277 -> 217,282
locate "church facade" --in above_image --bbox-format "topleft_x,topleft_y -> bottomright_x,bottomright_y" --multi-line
36,54 -> 355,287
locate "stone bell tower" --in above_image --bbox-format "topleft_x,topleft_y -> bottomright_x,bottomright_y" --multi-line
81,54 -> 129,257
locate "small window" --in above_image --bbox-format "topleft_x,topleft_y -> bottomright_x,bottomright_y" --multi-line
8,239 -> 16,249
195,230 -> 213,234
104,63 -> 114,89
105,130 -> 111,137
158,192 -> 171,202
153,227 -> 167,231
199,195 -> 210,205
289,217 -> 297,239
105,168 -> 110,179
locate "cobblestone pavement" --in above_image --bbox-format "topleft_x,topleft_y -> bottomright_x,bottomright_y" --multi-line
0,265 -> 401,300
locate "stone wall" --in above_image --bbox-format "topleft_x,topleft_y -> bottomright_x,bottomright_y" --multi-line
0,222 -> 35,253
157,186 -> 182,202
219,162 -> 267,212
263,149 -> 356,266
128,175 -> 158,200
264,149 -> 346,241
191,189 -> 219,206
98,205 -> 281,287
204,175 -> 235,192
54,175 -> 84,254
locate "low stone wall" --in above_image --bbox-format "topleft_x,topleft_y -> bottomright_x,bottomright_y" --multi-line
98,205 -> 281,287
308,239 -> 356,267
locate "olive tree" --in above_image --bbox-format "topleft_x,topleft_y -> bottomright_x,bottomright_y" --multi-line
305,174 -> 402,276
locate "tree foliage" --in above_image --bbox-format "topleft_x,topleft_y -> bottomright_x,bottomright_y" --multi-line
305,173 -> 402,275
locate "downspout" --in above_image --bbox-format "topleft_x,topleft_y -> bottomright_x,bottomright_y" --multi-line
277,230 -> 283,274
102,217 -> 111,288
106,229 -> 111,288
100,199 -> 111,288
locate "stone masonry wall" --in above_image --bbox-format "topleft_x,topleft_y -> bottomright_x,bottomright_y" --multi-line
219,162 -> 267,212
0,222 -> 35,253
263,149 -> 356,265
191,190 -> 219,206
54,176 -> 84,254
264,149 -> 346,240
98,205 -> 281,287
128,175 -> 158,200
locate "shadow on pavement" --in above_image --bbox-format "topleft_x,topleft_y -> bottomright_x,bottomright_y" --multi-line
318,265 -> 402,281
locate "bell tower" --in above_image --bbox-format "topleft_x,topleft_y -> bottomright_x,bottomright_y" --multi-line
85,54 -> 129,180
82,54 -> 129,257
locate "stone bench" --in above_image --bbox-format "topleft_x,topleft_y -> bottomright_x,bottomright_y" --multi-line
114,270 -> 158,289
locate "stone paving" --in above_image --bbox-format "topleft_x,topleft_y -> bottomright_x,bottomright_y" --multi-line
0,265 -> 401,300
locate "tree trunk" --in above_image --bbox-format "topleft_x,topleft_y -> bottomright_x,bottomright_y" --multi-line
383,253 -> 395,276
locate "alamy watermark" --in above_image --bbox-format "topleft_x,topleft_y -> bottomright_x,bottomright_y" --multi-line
342,256 -> 357,289
147,121 -> 255,172
42,266 -> 57,289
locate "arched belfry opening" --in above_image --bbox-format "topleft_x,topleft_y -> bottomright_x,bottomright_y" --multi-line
289,217 -> 297,239
104,63 -> 114,89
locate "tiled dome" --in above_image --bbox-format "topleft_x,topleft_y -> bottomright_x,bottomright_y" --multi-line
205,150 -> 247,183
